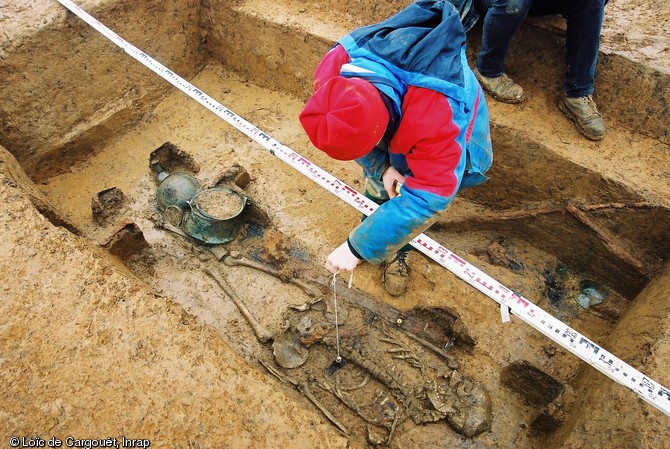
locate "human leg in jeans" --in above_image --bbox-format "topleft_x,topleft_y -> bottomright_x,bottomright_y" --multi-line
474,0 -> 532,103
475,0 -> 607,139
533,0 -> 607,140
529,0 -> 605,97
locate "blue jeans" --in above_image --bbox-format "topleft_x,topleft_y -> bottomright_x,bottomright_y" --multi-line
474,0 -> 606,97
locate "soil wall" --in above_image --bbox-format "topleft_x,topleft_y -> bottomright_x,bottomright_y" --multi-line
0,0 -> 206,180
546,260 -> 670,449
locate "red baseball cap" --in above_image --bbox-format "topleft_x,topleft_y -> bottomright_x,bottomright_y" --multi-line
299,76 -> 389,161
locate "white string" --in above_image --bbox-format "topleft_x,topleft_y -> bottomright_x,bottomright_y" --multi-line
331,272 -> 342,363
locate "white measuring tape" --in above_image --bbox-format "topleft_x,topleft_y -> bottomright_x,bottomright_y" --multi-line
57,0 -> 670,417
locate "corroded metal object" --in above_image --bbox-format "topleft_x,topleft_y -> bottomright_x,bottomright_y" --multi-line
154,163 -> 202,212
576,279 -> 609,309
273,332 -> 309,369
183,187 -> 247,244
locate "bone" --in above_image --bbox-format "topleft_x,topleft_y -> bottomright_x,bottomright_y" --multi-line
316,378 -> 389,429
223,255 -> 322,298
260,360 -> 349,435
300,382 -> 350,436
205,267 -> 274,343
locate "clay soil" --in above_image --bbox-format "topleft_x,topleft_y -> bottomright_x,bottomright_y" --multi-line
1,1 -> 670,449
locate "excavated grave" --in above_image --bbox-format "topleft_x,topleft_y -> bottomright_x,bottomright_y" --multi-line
1,1 -> 669,448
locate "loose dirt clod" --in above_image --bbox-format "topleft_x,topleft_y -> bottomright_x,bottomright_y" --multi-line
91,187 -> 127,224
149,141 -> 201,174
501,360 -> 565,407
102,221 -> 148,260
214,163 -> 252,189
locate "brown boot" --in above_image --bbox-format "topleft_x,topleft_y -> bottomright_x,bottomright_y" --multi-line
382,251 -> 410,297
558,94 -> 606,141
474,68 -> 524,104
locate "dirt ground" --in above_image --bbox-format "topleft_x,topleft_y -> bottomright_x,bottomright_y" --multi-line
1,0 -> 670,448
601,0 -> 670,72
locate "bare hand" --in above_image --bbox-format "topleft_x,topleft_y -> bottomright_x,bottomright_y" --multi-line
382,166 -> 405,198
325,241 -> 362,274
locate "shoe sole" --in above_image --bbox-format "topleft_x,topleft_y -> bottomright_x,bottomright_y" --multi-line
484,88 -> 525,104
558,100 -> 605,141
474,69 -> 525,104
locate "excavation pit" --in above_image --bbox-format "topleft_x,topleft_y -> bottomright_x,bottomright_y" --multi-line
1,1 -> 669,448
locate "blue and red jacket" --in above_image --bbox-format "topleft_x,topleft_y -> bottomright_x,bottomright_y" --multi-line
312,0 -> 493,265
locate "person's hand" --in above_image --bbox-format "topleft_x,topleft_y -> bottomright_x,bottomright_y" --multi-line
382,166 -> 405,198
325,241 -> 362,274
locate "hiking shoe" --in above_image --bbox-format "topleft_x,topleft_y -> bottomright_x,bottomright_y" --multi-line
381,251 -> 410,297
558,94 -> 606,141
474,68 -> 524,104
